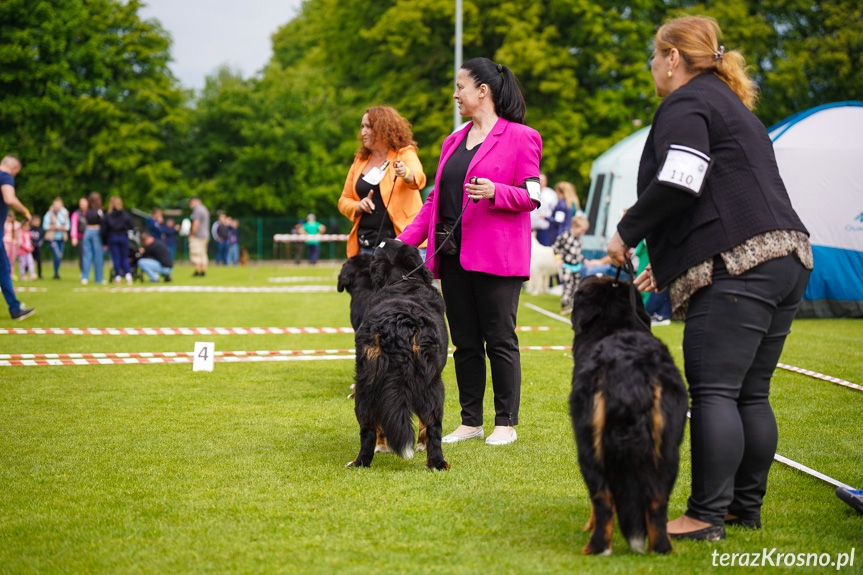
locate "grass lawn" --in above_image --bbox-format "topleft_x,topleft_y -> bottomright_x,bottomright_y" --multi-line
1,263 -> 861,574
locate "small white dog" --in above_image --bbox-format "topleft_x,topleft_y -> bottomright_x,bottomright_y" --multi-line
527,233 -> 560,295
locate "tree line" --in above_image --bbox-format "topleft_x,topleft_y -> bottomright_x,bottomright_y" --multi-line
1,0 -> 860,218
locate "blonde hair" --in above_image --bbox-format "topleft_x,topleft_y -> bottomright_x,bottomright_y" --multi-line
108,196 -> 124,213
656,15 -> 758,109
555,181 -> 580,212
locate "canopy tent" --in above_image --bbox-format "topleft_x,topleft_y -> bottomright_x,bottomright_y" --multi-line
768,102 -> 863,318
580,127 -> 649,257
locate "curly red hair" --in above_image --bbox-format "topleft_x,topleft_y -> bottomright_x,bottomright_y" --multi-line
357,106 -> 417,159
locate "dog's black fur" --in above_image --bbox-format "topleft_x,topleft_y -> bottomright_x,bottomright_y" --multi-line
569,275 -> 688,555
337,253 -> 375,331
347,239 -> 449,470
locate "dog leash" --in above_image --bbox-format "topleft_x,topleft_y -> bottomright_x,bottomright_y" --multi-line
613,256 -> 636,286
387,199 -> 471,287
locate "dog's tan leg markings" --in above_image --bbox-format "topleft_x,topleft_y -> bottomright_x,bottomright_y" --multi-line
583,501 -> 595,532
646,493 -> 672,553
375,424 -> 393,454
412,330 -> 421,356
650,381 -> 665,468
583,490 -> 615,555
417,420 -> 427,452
591,390 -> 606,464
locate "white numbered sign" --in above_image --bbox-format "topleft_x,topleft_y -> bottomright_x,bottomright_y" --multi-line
193,341 -> 215,372
656,144 -> 711,196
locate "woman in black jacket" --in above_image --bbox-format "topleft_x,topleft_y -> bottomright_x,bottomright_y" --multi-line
102,196 -> 136,285
608,16 -> 812,541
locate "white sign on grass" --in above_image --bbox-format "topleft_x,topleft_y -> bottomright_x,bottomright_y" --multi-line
193,342 -> 215,372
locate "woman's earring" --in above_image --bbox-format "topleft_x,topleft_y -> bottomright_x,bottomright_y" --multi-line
667,69 -> 673,78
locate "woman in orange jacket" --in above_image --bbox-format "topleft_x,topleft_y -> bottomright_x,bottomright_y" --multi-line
338,106 -> 426,257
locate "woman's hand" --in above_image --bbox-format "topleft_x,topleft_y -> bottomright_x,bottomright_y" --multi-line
606,231 -> 631,267
393,161 -> 414,184
465,177 -> 495,202
355,191 -> 375,217
633,264 -> 656,294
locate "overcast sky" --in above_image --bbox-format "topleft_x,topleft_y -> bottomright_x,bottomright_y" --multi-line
139,0 -> 304,91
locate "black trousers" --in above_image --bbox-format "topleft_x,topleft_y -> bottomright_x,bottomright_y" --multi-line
438,254 -> 523,427
683,254 -> 810,525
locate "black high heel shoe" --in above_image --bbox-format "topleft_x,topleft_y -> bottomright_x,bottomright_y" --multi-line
670,524 -> 726,542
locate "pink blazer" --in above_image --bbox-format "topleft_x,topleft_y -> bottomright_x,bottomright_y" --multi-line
399,117 -> 542,278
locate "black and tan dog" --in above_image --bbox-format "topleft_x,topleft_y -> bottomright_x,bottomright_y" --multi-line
346,239 -> 449,470
569,275 -> 688,554
338,252 -> 429,454
336,253 -> 375,332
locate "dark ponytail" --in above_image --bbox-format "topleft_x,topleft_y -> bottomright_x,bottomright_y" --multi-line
461,57 -> 526,124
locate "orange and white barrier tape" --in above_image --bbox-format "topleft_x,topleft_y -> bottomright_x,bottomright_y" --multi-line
1,355 -> 355,367
776,363 -> 861,392
0,325 -> 555,336
14,287 -> 47,292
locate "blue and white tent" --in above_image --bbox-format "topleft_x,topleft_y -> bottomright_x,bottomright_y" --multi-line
769,102 -> 863,318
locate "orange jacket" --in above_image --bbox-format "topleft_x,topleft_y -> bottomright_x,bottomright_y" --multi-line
338,146 -> 427,257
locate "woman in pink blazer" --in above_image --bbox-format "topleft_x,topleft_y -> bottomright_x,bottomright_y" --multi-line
399,57 -> 542,446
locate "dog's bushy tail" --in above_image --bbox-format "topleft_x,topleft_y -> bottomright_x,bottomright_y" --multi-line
595,357 -> 668,550
362,308 -> 440,460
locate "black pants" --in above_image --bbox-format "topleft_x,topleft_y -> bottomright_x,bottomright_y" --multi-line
683,254 -> 810,525
438,255 -> 523,427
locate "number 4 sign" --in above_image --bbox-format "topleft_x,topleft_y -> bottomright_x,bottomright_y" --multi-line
193,342 -> 215,372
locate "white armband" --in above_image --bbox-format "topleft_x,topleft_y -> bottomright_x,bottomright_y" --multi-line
522,177 -> 541,205
656,144 -> 712,196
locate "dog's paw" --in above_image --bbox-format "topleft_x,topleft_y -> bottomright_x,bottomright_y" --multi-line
582,545 -> 612,556
345,459 -> 369,468
347,393 -> 355,399
427,459 -> 450,471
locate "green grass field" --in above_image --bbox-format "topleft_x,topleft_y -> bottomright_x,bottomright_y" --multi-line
1,263 -> 861,574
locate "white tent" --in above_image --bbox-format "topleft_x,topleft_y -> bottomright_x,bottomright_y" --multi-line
768,102 -> 863,318
581,127 -> 650,257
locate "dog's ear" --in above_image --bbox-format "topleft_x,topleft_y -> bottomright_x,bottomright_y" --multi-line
337,266 -> 352,293
369,256 -> 392,290
395,242 -> 423,269
571,304 -> 600,336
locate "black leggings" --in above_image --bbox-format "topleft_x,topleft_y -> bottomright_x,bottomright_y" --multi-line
683,254 -> 810,525
438,255 -> 524,427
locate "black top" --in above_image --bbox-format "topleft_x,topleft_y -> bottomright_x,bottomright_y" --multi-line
84,208 -> 103,227
101,209 -> 135,237
141,239 -> 173,268
438,136 -> 480,244
355,175 -> 394,237
617,73 -> 807,289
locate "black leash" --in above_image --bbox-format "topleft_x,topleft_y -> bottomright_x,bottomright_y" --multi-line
387,200 -> 470,287
613,255 -> 636,286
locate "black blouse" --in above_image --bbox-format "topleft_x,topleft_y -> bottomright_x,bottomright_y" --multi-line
438,136 -> 479,243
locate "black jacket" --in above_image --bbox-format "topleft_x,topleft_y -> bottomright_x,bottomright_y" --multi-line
618,73 -> 807,289
141,239 -> 173,268
101,209 -> 135,240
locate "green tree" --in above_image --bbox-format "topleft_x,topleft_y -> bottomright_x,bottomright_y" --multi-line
0,0 -> 188,213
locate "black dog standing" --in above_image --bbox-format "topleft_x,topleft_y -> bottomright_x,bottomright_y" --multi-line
569,276 -> 688,554
347,240 -> 449,470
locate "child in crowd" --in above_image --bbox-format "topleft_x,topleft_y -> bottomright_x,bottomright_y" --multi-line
17,220 -> 37,280
552,215 -> 590,314
163,218 -> 178,260
29,214 -> 44,279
